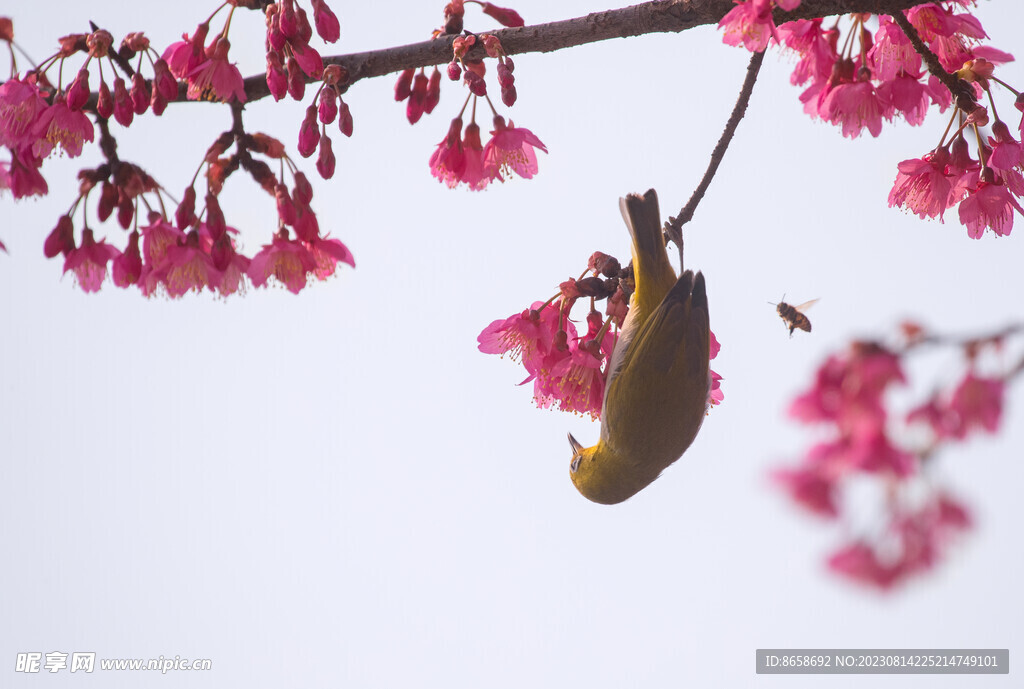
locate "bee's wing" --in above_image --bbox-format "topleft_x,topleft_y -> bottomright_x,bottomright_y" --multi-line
793,298 -> 819,313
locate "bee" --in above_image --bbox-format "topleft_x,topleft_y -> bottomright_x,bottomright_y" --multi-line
774,297 -> 818,336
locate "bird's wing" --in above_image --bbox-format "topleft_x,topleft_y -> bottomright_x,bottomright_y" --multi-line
605,189 -> 679,404
600,271 -> 710,458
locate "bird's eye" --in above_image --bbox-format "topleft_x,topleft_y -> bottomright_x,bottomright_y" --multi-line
570,455 -> 581,473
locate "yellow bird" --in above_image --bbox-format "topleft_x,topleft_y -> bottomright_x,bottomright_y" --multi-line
568,189 -> 711,504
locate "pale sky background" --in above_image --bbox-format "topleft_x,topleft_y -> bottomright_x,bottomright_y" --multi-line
2,1 -> 1023,687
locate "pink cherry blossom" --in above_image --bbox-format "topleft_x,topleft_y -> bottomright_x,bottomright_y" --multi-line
958,177 -> 1023,238
162,233 -> 223,297
772,463 -> 838,518
909,5 -> 987,72
718,0 -> 775,52
847,431 -> 916,477
247,232 -> 318,294
306,234 -> 355,280
987,122 -> 1024,172
789,344 -> 904,439
821,80 -> 887,139
163,23 -> 209,79
31,96 -> 94,158
429,118 -> 466,187
483,116 -> 548,182
776,18 -> 837,87
460,123 -> 489,191
112,231 -> 142,287
868,17 -> 922,81
948,373 -> 1005,437
827,541 -> 905,590
186,37 -> 247,103
876,72 -> 930,126
708,370 -> 724,407
140,214 -> 185,267
478,300 -> 565,377
538,342 -> 605,419
0,75 -> 48,149
63,228 -> 119,293
888,149 -> 954,220
709,329 -> 722,359
6,148 -> 48,198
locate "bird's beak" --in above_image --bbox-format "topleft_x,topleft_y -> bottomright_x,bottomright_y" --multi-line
567,433 -> 584,454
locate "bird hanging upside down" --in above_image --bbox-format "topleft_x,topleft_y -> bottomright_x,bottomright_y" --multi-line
568,189 -> 711,504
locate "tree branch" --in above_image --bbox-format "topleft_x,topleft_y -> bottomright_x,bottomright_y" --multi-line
237,0 -> 931,102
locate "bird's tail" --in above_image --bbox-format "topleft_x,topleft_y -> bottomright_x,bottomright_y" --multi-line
619,189 -> 676,321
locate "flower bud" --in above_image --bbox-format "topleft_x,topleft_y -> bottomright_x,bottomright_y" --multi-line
338,99 -> 353,137
280,0 -> 298,37
286,56 -> 306,100
175,186 -> 197,229
316,132 -> 335,179
44,216 -> 75,258
496,61 -> 514,88
394,68 -> 414,101
97,182 -> 118,221
66,69 -> 90,111
130,72 -> 150,114
464,70 -> 486,97
481,2 -> 525,27
97,79 -> 114,118
112,231 -> 142,287
311,0 -> 340,43
423,67 -> 441,114
297,105 -> 321,158
267,51 -> 287,101
276,183 -> 297,226
293,172 -> 314,204
501,83 -> 516,107
318,85 -> 338,124
205,192 -> 226,241
406,71 -> 428,124
153,58 -> 178,100
112,77 -> 134,127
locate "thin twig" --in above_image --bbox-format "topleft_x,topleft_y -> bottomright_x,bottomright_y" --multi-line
664,48 -> 765,251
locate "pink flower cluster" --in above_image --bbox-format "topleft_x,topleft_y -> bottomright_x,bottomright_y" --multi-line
771,4 -> 1013,139
441,0 -> 525,37
720,2 -> 1024,238
391,3 -> 541,189
261,0 -> 347,181
263,0 -> 338,104
394,67 -> 441,125
165,22 -> 245,104
430,115 -> 547,190
775,325 -> 1016,591
295,65 -> 353,180
478,252 -> 722,419
1,23 -> 185,213
45,164 -> 353,296
888,57 -> 1024,238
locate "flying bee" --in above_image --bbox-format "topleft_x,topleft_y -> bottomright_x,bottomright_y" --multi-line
774,297 -> 818,336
